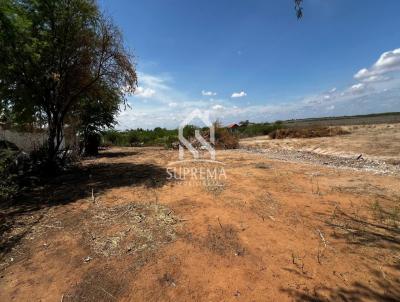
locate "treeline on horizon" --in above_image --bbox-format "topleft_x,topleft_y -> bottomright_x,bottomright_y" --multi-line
102,111 -> 400,148
285,111 -> 400,123
102,121 -> 284,148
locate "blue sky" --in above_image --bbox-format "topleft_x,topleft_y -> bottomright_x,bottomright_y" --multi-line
99,0 -> 400,129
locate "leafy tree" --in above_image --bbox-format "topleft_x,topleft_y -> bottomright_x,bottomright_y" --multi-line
0,0 -> 137,164
183,125 -> 197,139
294,0 -> 303,19
239,120 -> 250,127
69,84 -> 121,155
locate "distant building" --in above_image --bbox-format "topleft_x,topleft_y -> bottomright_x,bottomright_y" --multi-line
227,123 -> 239,129
227,123 -> 239,132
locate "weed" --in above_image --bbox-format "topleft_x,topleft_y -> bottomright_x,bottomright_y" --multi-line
370,201 -> 385,221
205,224 -> 244,256
291,252 -> 306,274
0,147 -> 21,203
251,192 -> 280,221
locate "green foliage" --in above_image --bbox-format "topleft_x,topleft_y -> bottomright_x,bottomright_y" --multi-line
238,122 -> 284,138
102,128 -> 179,148
182,125 -> 197,139
79,132 -> 101,156
101,121 -> 283,149
0,148 -> 19,203
0,0 -> 137,163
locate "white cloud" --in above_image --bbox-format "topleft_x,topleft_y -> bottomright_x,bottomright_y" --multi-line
354,48 -> 400,81
350,83 -> 365,92
139,73 -> 171,90
374,48 -> 400,70
134,86 -> 156,98
117,55 -> 400,130
202,90 -> 217,96
361,75 -> 390,83
231,91 -> 247,98
131,72 -> 186,106
212,104 -> 224,110
354,68 -> 370,79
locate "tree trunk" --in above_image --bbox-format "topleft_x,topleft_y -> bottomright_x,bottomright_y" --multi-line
47,117 -> 64,165
47,124 -> 57,163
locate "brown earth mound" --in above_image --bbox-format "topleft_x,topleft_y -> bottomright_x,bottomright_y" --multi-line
269,126 -> 350,139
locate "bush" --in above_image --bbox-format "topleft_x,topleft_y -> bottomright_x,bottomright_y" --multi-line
239,122 -> 284,138
101,128 -> 179,147
215,128 -> 239,149
162,135 -> 179,149
0,148 -> 19,203
100,121 -> 285,150
103,130 -> 119,145
269,126 -> 350,139
30,143 -> 71,172
127,132 -> 140,146
83,132 -> 101,156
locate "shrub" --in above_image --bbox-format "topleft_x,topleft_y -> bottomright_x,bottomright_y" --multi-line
239,122 -> 284,138
269,126 -> 350,139
103,130 -> 119,145
126,132 -> 140,146
0,143 -> 20,203
83,132 -> 101,156
215,128 -> 239,149
164,135 -> 179,149
101,128 -> 179,147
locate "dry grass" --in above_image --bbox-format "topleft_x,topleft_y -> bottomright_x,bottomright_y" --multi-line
2,146 -> 400,301
202,179 -> 225,196
241,123 -> 400,163
205,224 -> 244,256
269,126 -> 350,139
82,203 -> 179,257
215,128 -> 239,149
370,200 -> 400,228
326,200 -> 400,248
250,192 -> 280,221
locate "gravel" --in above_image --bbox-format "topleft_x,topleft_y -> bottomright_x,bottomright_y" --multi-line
237,147 -> 400,176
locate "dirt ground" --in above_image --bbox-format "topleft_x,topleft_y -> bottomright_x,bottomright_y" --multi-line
241,123 -> 400,163
1,139 -> 400,301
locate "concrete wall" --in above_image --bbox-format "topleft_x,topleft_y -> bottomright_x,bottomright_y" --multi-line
0,128 -> 48,152
0,126 -> 79,152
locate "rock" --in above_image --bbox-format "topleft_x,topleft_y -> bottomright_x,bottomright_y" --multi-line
83,256 -> 92,263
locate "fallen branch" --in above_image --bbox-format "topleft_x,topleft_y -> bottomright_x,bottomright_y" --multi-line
218,217 -> 223,229
316,228 -> 327,248
92,188 -> 95,203
43,225 -> 64,229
